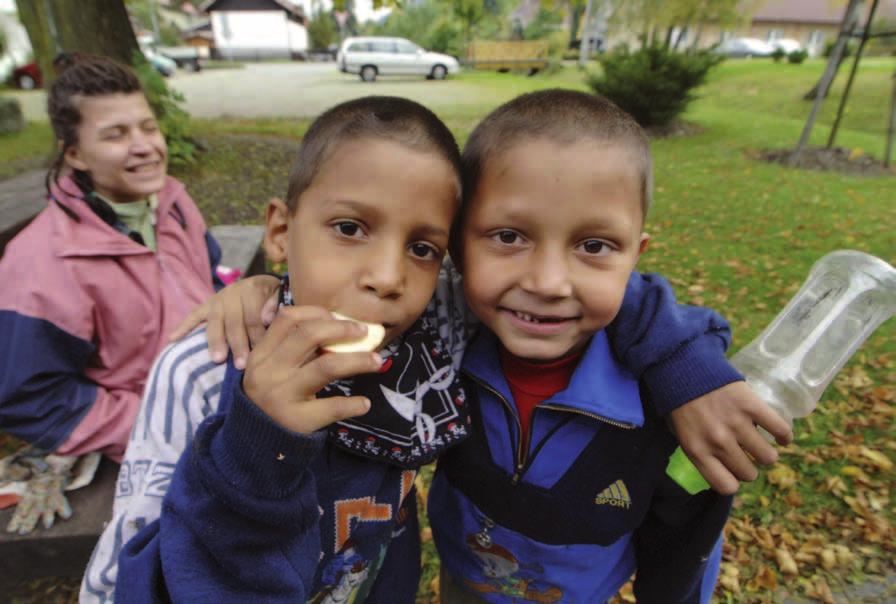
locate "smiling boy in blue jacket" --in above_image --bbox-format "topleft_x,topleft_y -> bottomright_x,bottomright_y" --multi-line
429,90 -> 748,603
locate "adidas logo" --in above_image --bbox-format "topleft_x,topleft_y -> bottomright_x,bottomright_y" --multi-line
594,479 -> 631,509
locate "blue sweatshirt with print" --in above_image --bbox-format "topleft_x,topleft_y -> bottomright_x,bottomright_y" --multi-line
114,272 -> 741,603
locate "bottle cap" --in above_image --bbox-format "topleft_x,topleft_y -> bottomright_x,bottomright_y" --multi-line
666,447 -> 710,495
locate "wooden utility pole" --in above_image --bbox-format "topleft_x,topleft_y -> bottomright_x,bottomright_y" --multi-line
791,0 -> 864,163
827,0 -> 881,148
886,70 -> 895,168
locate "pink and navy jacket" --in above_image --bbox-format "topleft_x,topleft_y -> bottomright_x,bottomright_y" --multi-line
0,176 -> 219,462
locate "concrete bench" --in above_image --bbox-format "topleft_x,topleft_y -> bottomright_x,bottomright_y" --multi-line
209,224 -> 267,278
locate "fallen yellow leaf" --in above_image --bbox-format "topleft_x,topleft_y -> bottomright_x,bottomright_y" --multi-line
775,548 -> 799,575
749,566 -> 778,591
767,465 -> 797,489
859,446 -> 893,472
430,575 -> 440,596
718,570 -> 741,594
840,465 -> 866,478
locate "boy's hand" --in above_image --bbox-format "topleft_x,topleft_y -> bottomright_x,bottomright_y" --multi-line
668,381 -> 793,495
242,306 -> 383,434
169,275 -> 281,369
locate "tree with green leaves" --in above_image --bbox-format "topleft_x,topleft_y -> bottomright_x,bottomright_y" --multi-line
605,0 -> 757,48
308,4 -> 338,50
366,1 -> 462,56
126,0 -> 182,46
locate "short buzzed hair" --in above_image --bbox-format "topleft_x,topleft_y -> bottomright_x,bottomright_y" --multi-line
462,89 -> 653,217
286,96 -> 461,212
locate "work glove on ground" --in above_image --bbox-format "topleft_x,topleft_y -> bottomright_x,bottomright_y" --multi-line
1,450 -> 76,534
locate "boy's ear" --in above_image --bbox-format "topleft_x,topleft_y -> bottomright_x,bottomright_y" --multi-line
264,197 -> 290,264
637,233 -> 650,257
63,144 -> 89,172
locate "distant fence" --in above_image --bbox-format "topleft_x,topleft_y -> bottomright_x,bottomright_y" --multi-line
466,40 -> 550,72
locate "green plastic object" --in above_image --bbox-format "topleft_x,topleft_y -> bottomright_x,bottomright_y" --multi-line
666,446 -> 709,495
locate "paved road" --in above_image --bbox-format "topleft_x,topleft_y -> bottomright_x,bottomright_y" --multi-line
8,62 -> 512,122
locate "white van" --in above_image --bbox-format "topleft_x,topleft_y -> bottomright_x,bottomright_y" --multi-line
337,36 -> 460,82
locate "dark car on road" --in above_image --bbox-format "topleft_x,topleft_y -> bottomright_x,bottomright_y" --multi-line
11,62 -> 42,90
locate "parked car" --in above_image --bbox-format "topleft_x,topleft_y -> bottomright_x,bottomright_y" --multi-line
158,46 -> 203,72
716,37 -> 774,58
141,47 -> 178,77
771,38 -> 802,54
8,49 -> 175,90
337,36 -> 460,82
11,62 -> 42,90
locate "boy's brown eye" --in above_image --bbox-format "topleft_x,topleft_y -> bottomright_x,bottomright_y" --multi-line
497,231 -> 518,244
410,243 -> 438,259
580,239 -> 612,256
335,222 -> 362,237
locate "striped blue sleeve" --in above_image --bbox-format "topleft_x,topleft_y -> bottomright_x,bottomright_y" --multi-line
605,272 -> 743,416
80,329 -> 226,604
116,366 -> 326,603
0,309 -> 98,451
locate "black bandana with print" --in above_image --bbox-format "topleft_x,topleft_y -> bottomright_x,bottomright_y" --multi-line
279,275 -> 470,469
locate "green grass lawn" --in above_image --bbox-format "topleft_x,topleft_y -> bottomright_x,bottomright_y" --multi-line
0,121 -> 53,180
2,57 -> 894,603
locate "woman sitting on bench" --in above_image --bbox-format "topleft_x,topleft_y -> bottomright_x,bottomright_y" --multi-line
0,55 -> 222,533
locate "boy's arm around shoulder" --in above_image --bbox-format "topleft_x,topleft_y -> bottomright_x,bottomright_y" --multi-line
631,472 -> 733,604
606,271 -> 742,415
607,272 -> 793,494
115,368 -> 328,603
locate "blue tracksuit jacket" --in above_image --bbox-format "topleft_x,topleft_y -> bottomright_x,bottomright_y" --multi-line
112,273 -> 740,603
429,328 -> 734,604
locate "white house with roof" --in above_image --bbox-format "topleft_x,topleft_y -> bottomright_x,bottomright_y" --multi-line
201,0 -> 308,60
0,1 -> 32,82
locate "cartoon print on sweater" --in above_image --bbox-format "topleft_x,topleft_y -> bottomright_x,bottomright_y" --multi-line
331,470 -> 416,552
310,542 -> 383,604
463,532 -> 563,603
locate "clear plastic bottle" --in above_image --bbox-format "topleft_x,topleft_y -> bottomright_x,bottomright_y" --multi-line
667,250 -> 896,494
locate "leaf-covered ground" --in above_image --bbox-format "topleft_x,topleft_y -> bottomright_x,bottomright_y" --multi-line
2,59 -> 894,603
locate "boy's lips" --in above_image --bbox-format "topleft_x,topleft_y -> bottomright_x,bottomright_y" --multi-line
499,307 -> 579,335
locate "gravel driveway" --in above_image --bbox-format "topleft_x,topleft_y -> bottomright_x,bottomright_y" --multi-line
8,62 -> 513,122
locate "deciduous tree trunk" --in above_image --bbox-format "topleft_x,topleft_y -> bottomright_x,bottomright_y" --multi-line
16,0 -> 140,88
